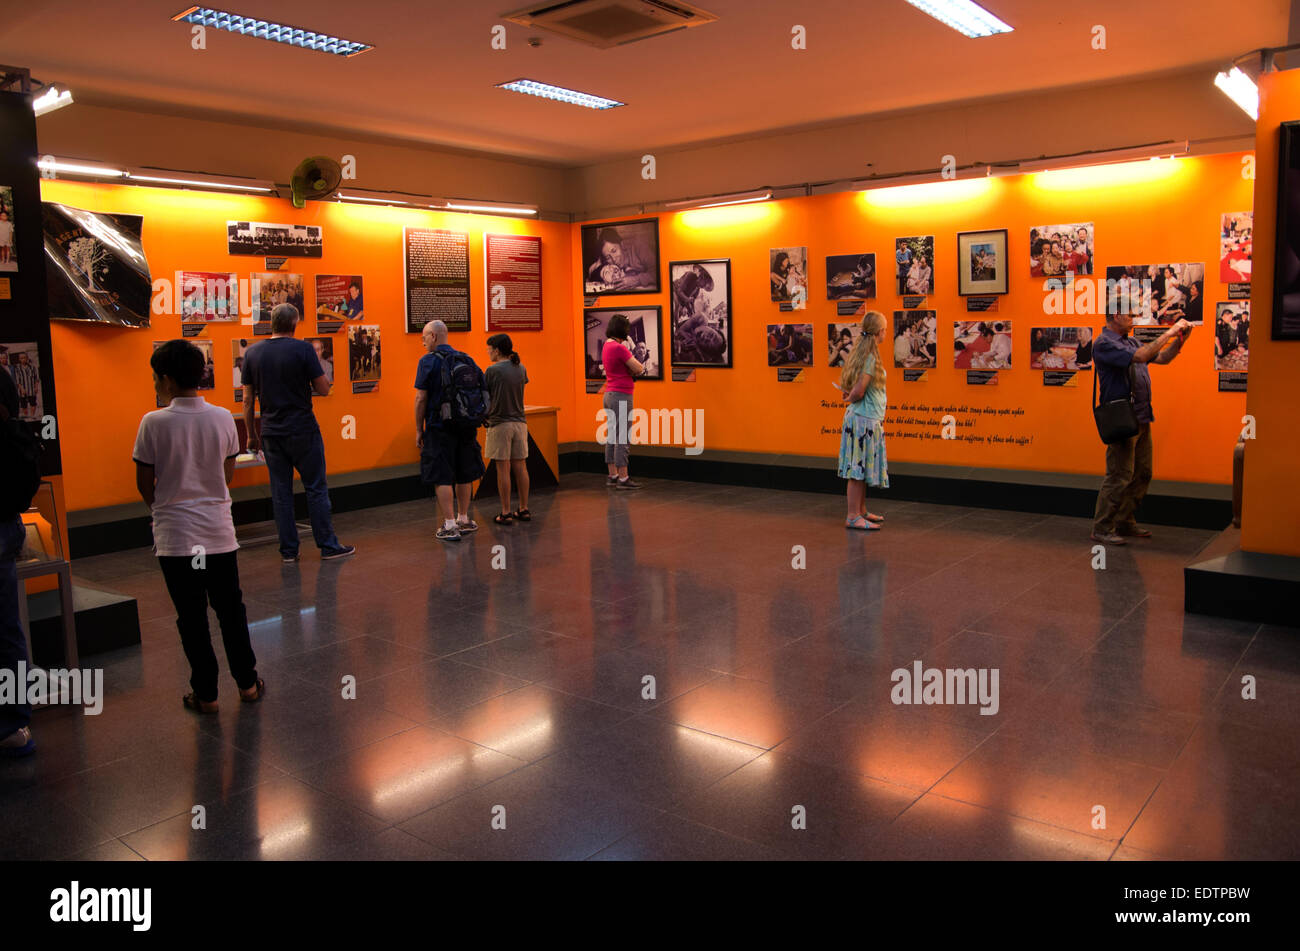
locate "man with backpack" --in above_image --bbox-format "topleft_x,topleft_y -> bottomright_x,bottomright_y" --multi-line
414,320 -> 488,542
1,363 -> 41,756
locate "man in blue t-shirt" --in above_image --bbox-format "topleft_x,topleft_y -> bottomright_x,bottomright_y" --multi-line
414,320 -> 486,542
242,304 -> 354,563
1090,306 -> 1193,546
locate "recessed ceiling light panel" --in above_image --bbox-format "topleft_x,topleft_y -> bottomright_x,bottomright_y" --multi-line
904,0 -> 1012,38
496,79 -> 624,110
172,6 -> 373,57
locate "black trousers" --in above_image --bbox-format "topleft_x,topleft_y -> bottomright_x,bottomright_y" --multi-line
158,551 -> 258,703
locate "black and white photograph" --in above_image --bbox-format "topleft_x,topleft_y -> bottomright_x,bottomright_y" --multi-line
770,247 -> 808,308
252,272 -> 305,325
826,253 -> 876,300
766,323 -> 813,367
670,259 -> 732,367
895,235 -> 935,295
227,220 -> 323,258
0,184 -> 16,272
348,324 -> 382,384
307,336 -> 336,391
892,310 -> 937,368
584,306 -> 664,381
1030,327 -> 1094,370
581,218 -> 660,295
827,322 -> 863,367
1030,222 -> 1094,277
1105,263 -> 1206,324
957,229 -> 1008,296
1215,301 -> 1250,372
954,320 -> 1013,369
0,341 -> 42,421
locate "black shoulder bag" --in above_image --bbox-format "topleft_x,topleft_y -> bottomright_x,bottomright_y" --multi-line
1092,362 -> 1139,445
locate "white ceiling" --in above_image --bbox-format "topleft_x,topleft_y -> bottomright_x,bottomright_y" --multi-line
3,0 -> 1289,166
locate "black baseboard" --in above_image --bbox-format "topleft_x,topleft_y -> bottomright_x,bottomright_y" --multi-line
28,585 -> 141,664
558,451 -> 1232,531
1185,527 -> 1300,625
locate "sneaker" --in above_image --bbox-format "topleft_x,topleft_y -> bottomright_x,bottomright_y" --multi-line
0,726 -> 35,758
436,525 -> 461,542
281,553 -> 300,564
615,478 -> 642,490
1090,531 -> 1127,546
456,519 -> 478,534
322,545 -> 356,561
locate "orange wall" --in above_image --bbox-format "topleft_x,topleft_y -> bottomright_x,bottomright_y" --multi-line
41,180 -> 575,514
1242,71 -> 1300,556
575,152 -> 1253,484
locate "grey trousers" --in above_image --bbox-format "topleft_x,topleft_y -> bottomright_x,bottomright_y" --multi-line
603,390 -> 632,468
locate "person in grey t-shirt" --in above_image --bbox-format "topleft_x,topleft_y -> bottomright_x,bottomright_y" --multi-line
483,333 -> 530,524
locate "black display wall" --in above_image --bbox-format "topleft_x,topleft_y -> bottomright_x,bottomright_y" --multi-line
0,88 -> 61,474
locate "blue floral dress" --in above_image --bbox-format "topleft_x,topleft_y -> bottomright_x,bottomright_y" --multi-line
837,353 -> 888,487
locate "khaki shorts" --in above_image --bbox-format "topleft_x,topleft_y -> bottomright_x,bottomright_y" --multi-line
484,420 -> 529,460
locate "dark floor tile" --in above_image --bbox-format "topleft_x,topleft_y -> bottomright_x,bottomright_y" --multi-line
650,675 -> 844,749
588,810 -> 779,860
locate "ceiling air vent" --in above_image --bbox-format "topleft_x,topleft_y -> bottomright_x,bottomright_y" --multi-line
504,0 -> 718,49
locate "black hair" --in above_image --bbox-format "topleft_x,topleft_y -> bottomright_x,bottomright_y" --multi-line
597,227 -> 622,246
151,339 -> 205,390
606,313 -> 631,340
348,280 -> 361,292
487,332 -> 520,365
774,252 -> 790,271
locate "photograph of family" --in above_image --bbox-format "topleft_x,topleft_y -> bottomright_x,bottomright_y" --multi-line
1215,302 -> 1250,372
826,253 -> 875,300
893,310 -> 937,368
1220,212 -> 1252,285
1029,222 -> 1094,277
584,306 -> 663,381
954,320 -> 1012,369
827,322 -> 863,367
895,236 -> 935,295
766,323 -> 813,367
770,247 -> 808,309
1029,327 -> 1093,370
581,219 -> 660,296
670,260 -> 731,367
1105,263 -> 1206,324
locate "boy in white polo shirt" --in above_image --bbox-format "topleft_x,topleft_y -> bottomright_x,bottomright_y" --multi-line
133,340 -> 263,713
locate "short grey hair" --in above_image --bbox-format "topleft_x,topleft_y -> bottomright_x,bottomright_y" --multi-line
270,303 -> 300,334
425,319 -> 448,340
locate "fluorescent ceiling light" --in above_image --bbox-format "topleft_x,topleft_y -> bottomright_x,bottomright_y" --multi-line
664,189 -> 772,210
904,0 -> 1012,38
37,157 -> 126,178
853,167 -> 990,189
172,6 -> 372,57
33,85 -> 73,117
1215,66 -> 1260,120
337,191 -> 415,206
1018,141 -> 1187,173
441,201 -> 538,216
128,171 -> 273,192
496,79 -> 624,110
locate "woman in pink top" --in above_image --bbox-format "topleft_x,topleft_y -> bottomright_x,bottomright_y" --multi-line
600,313 -> 647,489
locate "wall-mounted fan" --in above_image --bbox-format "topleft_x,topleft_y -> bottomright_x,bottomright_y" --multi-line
290,156 -> 342,208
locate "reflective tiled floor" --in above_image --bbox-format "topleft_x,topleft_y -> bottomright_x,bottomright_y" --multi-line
3,474 -> 1297,860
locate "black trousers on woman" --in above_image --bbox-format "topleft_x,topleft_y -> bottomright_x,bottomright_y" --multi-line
158,551 -> 258,703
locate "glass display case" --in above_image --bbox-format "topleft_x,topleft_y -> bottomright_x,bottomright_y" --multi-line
20,481 -> 64,566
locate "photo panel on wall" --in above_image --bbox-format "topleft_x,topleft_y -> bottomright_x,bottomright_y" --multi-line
348,324 -> 381,393
893,310 -> 938,368
0,341 -> 41,421
252,272 -> 305,335
826,253 -> 876,300
232,337 -> 250,401
895,236 -> 935,296
583,306 -> 664,381
581,218 -> 660,296
1220,212 -> 1252,292
0,184 -> 18,272
954,320 -> 1012,369
770,247 -> 808,309
828,322 -> 863,367
670,259 -> 732,368
1215,301 -> 1250,372
1029,327 -> 1094,370
179,271 -> 239,323
316,274 -> 364,333
306,337 -> 336,393
766,324 -> 813,367
1029,222 -> 1094,278
957,229 -> 1008,296
1105,263 -> 1205,324
228,221 -> 322,258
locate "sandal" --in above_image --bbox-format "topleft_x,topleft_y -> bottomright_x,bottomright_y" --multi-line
846,515 -> 881,532
239,678 -> 266,703
494,513 -> 513,525
865,512 -> 885,523
512,508 -> 531,521
183,692 -> 219,714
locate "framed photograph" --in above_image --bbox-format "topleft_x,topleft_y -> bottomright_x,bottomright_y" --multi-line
893,310 -> 937,368
669,259 -> 732,367
766,323 -> 813,367
251,272 -> 305,324
581,218 -> 660,296
227,221 -> 322,258
583,306 -> 664,381
0,341 -> 42,421
348,325 -> 381,384
1220,212 -> 1252,285
0,184 -> 17,272
957,229 -> 1008,296
1029,223 -> 1094,277
1104,263 -> 1205,324
895,236 -> 935,295
306,337 -> 336,392
827,322 -> 863,367
1030,327 -> 1094,370
316,275 -> 365,321
769,247 -> 808,308
826,253 -> 875,300
179,271 -> 239,322
954,320 -> 1012,369
1215,302 -> 1250,372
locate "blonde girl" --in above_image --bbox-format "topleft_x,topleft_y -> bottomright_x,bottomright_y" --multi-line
836,310 -> 889,530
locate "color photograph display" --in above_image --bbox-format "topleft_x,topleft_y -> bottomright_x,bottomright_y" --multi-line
348,325 -> 381,385
954,320 -> 1012,369
670,260 -> 731,367
770,247 -> 808,308
1220,212 -> 1252,284
893,311 -> 937,368
307,337 -> 336,391
1215,302 -> 1250,372
895,236 -> 935,295
227,221 -> 322,258
252,272 -> 305,328
179,271 -> 238,322
1105,263 -> 1205,324
1029,222 -> 1094,277
957,229 -> 1008,296
0,184 -> 16,272
316,275 -> 365,321
826,253 -> 875,300
0,342 -> 41,421
1029,327 -> 1093,370
232,338 -> 249,397
766,323 -> 813,367
827,323 -> 863,367
581,219 -> 660,295
583,306 -> 663,381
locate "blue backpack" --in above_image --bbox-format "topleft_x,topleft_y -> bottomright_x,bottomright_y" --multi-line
438,350 -> 489,434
